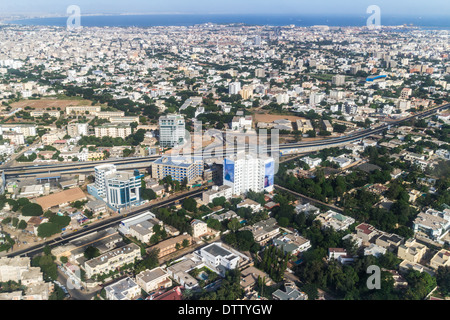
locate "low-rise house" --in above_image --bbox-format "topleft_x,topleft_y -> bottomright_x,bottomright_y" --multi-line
272,281 -> 308,300
150,286 -> 184,300
244,218 -> 280,246
273,234 -> 311,255
152,234 -> 192,258
136,267 -> 172,293
413,209 -> 450,243
342,233 -> 363,248
196,242 -> 249,276
375,233 -> 404,252
430,249 -> 450,270
355,223 -> 379,243
300,156 -> 322,169
105,277 -> 140,300
399,260 -> 435,276
240,266 -> 272,292
327,155 -> 353,168
85,200 -> 107,216
209,210 -> 238,222
316,211 -> 355,231
295,203 -> 320,216
364,243 -> 387,258
202,185 -> 233,204
328,248 -> 354,264
397,239 -> 428,263
237,199 -> 262,212
191,219 -> 208,238
166,255 -> 204,290
118,211 -> 163,243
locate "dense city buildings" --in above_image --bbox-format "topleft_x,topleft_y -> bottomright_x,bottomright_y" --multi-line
0,6 -> 448,304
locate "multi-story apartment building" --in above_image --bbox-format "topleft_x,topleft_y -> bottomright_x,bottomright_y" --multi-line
92,164 -> 117,198
0,124 -> 36,137
84,243 -> 141,278
295,119 -> 314,133
66,106 -> 101,115
223,152 -> 275,195
332,75 -> 346,86
94,125 -> 131,139
67,123 -> 89,137
151,156 -> 203,183
158,114 -> 186,148
3,132 -> 25,145
109,116 -> 139,124
95,111 -> 125,119
228,81 -> 241,95
105,170 -> 144,211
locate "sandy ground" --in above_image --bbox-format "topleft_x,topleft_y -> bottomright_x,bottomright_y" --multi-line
253,113 -> 307,123
10,99 -> 94,110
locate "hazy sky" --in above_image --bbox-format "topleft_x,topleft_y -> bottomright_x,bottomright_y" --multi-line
1,0 -> 449,16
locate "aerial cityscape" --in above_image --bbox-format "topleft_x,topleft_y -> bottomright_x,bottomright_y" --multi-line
0,0 -> 449,307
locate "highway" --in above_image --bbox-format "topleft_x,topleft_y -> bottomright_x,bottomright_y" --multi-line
5,187 -> 207,258
3,103 -> 447,178
1,103 -> 448,260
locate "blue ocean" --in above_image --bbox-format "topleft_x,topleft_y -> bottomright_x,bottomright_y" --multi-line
7,14 -> 450,29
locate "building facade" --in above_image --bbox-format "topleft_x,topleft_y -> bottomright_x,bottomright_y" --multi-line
158,114 -> 186,148
223,152 -> 275,195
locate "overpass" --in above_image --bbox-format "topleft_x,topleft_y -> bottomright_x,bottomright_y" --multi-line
2,103 -> 448,178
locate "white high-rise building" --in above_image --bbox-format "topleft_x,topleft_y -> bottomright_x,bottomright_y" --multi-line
94,164 -> 116,198
309,92 -> 325,106
67,123 -> 89,137
228,82 -> 241,95
332,75 -> 346,86
88,164 -> 143,211
105,170 -> 143,211
223,152 -> 275,195
158,114 -> 186,148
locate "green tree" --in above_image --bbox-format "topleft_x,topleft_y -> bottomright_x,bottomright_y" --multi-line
227,218 -> 241,233
84,246 -> 101,260
183,198 -> 198,212
21,203 -> 43,216
17,220 -> 27,230
182,239 -> 190,248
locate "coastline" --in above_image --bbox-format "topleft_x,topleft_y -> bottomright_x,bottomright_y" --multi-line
2,14 -> 450,29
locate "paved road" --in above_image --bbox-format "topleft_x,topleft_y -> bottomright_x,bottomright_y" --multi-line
5,187 -> 208,258
5,103 -> 448,178
274,184 -> 344,213
56,267 -> 99,301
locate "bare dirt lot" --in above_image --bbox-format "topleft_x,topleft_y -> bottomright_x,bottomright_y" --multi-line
10,98 -> 93,110
253,113 -> 307,123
